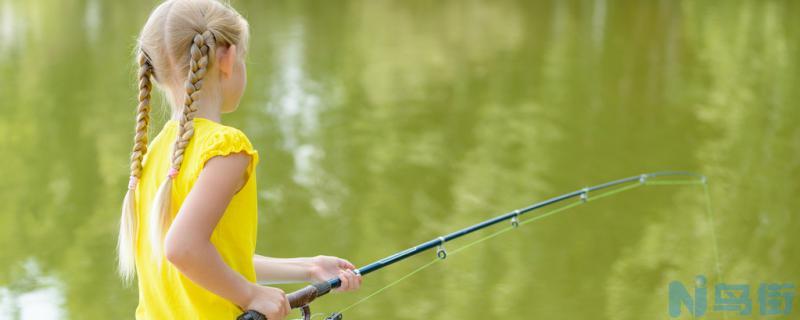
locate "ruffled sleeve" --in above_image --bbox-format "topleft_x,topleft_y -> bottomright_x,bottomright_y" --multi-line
199,126 -> 259,180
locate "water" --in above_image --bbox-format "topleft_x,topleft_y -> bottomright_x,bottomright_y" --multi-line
1,0 -> 798,319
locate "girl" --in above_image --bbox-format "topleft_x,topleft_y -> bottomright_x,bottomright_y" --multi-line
118,1 -> 361,319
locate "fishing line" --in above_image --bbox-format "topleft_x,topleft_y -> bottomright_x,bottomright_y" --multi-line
703,183 -> 723,279
702,181 -> 727,320
320,176 -> 720,317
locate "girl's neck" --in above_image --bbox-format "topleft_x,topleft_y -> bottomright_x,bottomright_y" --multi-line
171,108 -> 221,123
194,107 -> 222,123
170,90 -> 223,123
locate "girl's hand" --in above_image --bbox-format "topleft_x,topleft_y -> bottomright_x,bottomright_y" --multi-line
308,255 -> 363,292
242,284 -> 290,320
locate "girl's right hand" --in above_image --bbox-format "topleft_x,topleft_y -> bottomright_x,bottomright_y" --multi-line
243,285 -> 290,320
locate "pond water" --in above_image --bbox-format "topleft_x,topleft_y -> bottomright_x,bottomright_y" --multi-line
1,0 -> 798,319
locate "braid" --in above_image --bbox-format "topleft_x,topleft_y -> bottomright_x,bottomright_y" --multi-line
149,30 -> 215,262
131,52 -> 153,182
171,31 -> 215,174
118,50 -> 153,283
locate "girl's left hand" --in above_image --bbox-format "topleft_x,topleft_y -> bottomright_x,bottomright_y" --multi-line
308,255 -> 362,292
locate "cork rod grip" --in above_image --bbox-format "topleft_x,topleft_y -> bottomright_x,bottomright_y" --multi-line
237,281 -> 333,320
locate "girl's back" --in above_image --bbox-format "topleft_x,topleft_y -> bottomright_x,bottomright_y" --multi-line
134,118 -> 258,318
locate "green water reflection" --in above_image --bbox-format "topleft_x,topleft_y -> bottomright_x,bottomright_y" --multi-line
0,0 -> 798,319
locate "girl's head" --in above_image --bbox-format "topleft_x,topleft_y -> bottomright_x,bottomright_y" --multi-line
140,0 -> 249,114
118,0 -> 249,283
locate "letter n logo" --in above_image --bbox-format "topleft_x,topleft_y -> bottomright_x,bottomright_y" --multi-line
669,275 -> 707,317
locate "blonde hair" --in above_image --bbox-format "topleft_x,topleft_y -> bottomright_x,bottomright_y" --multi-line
119,0 -> 249,283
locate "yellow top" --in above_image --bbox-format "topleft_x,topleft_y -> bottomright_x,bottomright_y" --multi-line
134,117 -> 259,319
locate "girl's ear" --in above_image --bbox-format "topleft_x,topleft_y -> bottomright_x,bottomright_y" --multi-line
218,44 -> 237,79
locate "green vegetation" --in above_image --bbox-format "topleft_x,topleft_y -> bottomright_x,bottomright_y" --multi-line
0,0 -> 797,319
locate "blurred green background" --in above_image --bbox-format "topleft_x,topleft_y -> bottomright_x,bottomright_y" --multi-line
0,0 -> 798,319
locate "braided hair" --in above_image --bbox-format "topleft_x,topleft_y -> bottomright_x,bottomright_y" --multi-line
148,30 -> 215,262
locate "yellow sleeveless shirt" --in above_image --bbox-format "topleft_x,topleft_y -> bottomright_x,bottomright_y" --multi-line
134,117 -> 259,319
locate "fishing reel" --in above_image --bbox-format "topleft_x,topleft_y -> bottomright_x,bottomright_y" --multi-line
297,306 -> 342,320
237,306 -> 342,320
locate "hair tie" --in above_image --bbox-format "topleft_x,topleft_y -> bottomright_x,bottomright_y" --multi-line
168,167 -> 179,179
128,176 -> 138,190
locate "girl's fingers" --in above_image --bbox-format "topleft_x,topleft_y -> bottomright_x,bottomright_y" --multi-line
338,258 -> 355,270
342,269 -> 360,291
331,269 -> 361,292
347,270 -> 356,290
338,270 -> 350,291
354,272 -> 362,289
282,293 -> 291,316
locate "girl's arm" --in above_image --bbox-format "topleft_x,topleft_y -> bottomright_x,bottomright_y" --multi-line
253,255 -> 314,283
254,255 -> 362,291
164,153 -> 289,318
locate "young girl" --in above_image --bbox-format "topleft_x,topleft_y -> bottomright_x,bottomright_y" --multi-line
118,1 -> 361,319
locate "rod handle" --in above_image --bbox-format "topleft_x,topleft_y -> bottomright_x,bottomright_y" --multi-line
288,281 -> 332,308
237,310 -> 266,320
236,281 -> 332,319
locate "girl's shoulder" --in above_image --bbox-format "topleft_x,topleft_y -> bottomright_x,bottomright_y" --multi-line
193,118 -> 258,168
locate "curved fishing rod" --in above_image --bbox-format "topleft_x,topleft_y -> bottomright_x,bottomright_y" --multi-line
238,171 -> 706,320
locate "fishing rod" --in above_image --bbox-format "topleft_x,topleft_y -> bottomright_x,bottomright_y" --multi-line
238,171 -> 706,320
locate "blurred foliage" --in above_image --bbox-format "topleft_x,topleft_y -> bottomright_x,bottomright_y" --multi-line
0,0 -> 797,319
